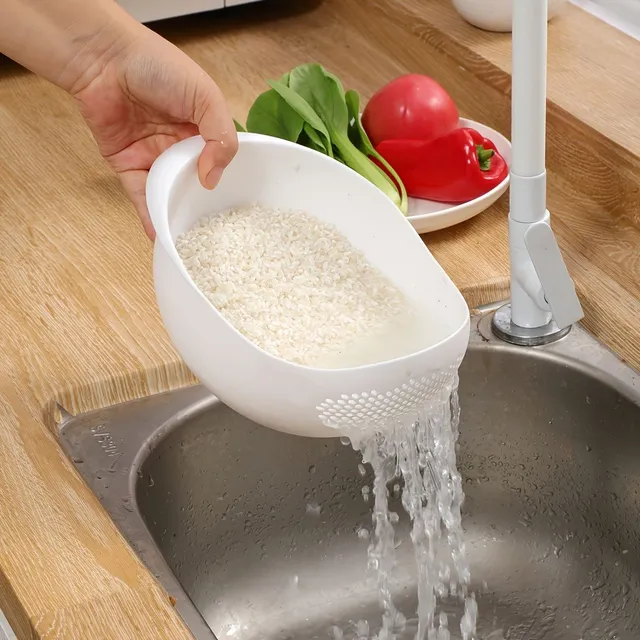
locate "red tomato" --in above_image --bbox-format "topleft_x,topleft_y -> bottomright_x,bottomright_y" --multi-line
362,74 -> 459,146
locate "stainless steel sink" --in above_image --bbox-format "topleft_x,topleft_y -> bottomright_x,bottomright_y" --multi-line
58,310 -> 640,640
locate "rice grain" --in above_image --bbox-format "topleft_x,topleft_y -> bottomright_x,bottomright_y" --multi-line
175,206 -> 409,366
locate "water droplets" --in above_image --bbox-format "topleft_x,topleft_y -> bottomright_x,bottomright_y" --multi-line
460,593 -> 478,640
356,619 -> 370,638
306,501 -> 322,517
331,625 -> 344,640
357,526 -> 370,540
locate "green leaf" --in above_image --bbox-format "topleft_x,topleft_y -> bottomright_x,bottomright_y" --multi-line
303,122 -> 330,154
245,88 -> 304,142
346,89 -> 390,161
345,90 -> 364,147
345,89 -> 408,215
234,119 -> 246,132
288,65 -> 403,211
298,126 -> 327,154
290,63 -> 347,99
267,79 -> 333,157
344,90 -> 394,181
289,63 -> 350,134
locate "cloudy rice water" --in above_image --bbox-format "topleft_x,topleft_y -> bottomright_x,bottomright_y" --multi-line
176,206 -> 476,639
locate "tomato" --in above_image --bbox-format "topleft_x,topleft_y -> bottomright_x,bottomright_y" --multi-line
362,74 -> 459,146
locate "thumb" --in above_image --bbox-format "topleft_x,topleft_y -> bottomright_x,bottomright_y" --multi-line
193,76 -> 238,190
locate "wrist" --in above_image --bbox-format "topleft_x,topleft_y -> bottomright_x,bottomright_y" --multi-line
57,4 -> 144,95
0,0 -> 144,94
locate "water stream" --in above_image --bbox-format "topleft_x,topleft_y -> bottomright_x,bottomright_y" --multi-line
340,377 -> 477,640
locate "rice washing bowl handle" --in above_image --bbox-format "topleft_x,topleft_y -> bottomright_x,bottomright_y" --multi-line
146,135 -> 206,254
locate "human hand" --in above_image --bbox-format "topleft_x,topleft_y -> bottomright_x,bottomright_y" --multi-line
71,23 -> 238,240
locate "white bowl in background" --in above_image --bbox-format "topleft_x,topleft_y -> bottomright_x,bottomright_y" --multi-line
452,0 -> 567,32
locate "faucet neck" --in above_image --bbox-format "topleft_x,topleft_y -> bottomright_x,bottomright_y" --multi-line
495,0 -> 584,344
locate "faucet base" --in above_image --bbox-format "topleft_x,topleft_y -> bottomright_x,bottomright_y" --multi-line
491,303 -> 572,347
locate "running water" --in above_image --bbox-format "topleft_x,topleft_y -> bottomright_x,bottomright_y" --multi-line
342,375 -> 477,640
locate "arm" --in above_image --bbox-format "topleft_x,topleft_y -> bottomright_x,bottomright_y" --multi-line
0,0 -> 138,93
0,0 -> 237,239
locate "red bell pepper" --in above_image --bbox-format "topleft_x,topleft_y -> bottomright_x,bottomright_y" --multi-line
375,127 -> 508,204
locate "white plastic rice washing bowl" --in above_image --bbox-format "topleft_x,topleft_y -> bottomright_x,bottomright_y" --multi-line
146,133 -> 470,438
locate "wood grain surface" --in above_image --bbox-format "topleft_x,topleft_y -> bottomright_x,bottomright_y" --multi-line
0,0 -> 638,637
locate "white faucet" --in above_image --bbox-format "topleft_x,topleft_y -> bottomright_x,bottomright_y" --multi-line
492,0 -> 584,346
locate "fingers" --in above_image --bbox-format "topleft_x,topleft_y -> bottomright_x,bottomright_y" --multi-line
192,77 -> 238,191
199,142 -> 229,190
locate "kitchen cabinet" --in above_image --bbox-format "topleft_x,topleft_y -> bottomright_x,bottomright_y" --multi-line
117,0 -> 263,23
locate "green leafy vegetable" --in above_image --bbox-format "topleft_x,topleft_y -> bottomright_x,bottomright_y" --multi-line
246,89 -> 304,142
288,64 -> 350,134
286,63 -> 403,211
345,89 -> 408,214
239,62 -> 408,214
234,119 -> 246,132
302,122 -> 330,154
294,65 -> 346,100
267,79 -> 333,158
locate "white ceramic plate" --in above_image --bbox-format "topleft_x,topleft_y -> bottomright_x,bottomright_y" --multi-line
406,118 -> 511,234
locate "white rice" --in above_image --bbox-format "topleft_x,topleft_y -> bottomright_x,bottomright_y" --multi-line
175,206 -> 410,366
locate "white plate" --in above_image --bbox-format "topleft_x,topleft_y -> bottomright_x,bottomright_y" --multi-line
406,118 -> 511,234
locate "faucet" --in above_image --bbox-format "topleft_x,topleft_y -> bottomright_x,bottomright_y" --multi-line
491,0 -> 584,347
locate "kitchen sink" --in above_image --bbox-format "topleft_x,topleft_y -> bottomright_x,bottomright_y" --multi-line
58,309 -> 640,639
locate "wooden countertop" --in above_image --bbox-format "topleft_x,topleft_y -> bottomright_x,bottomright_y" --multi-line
0,0 -> 638,637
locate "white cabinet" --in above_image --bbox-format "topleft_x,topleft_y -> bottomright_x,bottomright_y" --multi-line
225,0 -> 263,6
118,0 -> 262,23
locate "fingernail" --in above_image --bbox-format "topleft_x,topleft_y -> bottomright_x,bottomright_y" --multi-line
205,167 -> 222,190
